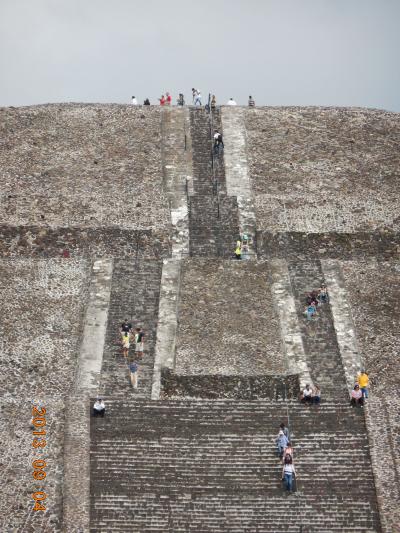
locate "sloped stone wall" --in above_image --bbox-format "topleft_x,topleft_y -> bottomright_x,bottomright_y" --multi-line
0,104 -> 170,232
245,107 -> 400,234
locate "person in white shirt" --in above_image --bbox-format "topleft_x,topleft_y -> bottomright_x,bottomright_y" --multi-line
227,98 -> 237,105
301,384 -> 313,404
93,398 -> 105,417
131,96 -> 138,105
282,455 -> 296,492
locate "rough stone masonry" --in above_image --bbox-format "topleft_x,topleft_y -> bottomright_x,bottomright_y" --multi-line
0,103 -> 399,532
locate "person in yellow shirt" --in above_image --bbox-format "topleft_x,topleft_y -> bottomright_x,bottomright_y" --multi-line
234,240 -> 242,260
357,371 -> 369,399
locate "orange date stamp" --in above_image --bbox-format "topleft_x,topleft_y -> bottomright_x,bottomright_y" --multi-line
31,404 -> 47,511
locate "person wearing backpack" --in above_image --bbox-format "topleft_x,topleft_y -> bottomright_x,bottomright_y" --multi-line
282,455 -> 296,492
276,429 -> 289,459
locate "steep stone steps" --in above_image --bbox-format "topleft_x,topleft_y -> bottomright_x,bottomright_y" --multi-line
287,260 -> 348,398
188,108 -> 240,258
90,399 -> 380,532
99,259 -> 162,398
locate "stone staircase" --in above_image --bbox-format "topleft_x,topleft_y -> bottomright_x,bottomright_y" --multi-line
99,258 -> 162,398
288,260 -> 348,398
90,399 -> 380,532
188,108 -> 239,258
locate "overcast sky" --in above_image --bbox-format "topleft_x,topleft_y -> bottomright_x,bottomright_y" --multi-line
1,0 -> 399,110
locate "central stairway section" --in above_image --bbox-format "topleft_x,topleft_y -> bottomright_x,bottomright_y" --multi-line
90,399 -> 380,533
188,108 -> 240,257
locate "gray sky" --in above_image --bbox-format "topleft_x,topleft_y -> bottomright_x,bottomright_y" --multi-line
1,0 -> 399,110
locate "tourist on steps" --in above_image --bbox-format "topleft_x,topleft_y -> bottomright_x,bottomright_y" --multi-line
121,319 -> 133,340
282,441 -> 294,464
282,455 -> 296,492
129,361 -> 139,389
279,422 -> 289,439
357,370 -> 369,399
213,130 -> 224,155
351,384 -> 364,407
144,98 -> 151,105
165,92 -> 172,105
318,283 -> 329,303
227,97 -> 237,105
304,301 -> 317,320
276,429 -> 289,459
159,95 -> 166,106
135,327 -> 145,358
93,398 -> 105,417
122,332 -> 130,358
131,96 -> 138,105
234,239 -> 242,260
248,95 -> 255,107
211,95 -> 216,110
301,384 -> 313,404
312,384 -> 321,404
177,93 -> 185,106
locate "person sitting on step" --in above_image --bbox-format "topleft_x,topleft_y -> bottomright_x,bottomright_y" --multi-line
304,301 -> 317,320
318,283 -> 329,303
301,384 -> 313,404
93,398 -> 105,417
351,384 -> 364,407
276,429 -> 289,459
312,384 -> 321,405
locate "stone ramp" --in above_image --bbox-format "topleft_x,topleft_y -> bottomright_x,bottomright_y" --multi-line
288,260 -> 348,398
99,258 -> 162,397
90,399 -> 380,532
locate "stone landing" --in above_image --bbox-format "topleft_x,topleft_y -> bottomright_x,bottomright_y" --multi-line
175,258 -> 286,376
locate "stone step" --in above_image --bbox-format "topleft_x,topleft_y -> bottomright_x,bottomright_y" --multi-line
90,398 -> 379,530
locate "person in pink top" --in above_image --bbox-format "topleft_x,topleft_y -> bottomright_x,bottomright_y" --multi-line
159,95 -> 166,106
165,92 -> 172,105
351,384 -> 364,407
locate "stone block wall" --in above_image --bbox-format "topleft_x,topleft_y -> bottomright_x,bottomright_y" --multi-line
161,368 -> 299,399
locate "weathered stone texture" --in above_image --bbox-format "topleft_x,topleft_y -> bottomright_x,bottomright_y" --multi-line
175,258 -> 285,375
340,260 -> 400,532
161,369 -> 299,399
0,258 -> 89,532
0,258 -> 89,397
0,225 -> 171,258
0,104 -> 170,231
0,396 -> 65,533
246,107 -> 400,233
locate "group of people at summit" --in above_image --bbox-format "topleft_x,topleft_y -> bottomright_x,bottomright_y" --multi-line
130,91 -> 256,108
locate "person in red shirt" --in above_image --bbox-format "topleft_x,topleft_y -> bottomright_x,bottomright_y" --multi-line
166,92 -> 172,105
159,95 -> 166,106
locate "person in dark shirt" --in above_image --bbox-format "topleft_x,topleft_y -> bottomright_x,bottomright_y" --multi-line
144,98 -> 150,105
135,327 -> 145,358
120,319 -> 132,340
248,95 -> 255,107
